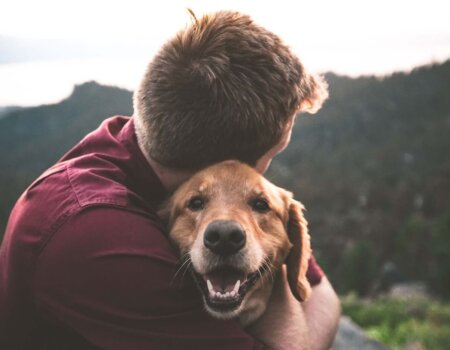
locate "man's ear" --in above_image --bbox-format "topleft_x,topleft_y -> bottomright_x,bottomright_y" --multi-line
285,200 -> 312,302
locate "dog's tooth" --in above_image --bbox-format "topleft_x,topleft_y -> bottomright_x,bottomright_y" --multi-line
207,279 -> 214,294
225,292 -> 230,298
233,280 -> 241,294
230,291 -> 236,297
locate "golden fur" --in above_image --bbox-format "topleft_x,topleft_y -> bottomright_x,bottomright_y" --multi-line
160,160 -> 311,325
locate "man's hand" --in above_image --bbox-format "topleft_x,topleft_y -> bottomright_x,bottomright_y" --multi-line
246,266 -> 340,350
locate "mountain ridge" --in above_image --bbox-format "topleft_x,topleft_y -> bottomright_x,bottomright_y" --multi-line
1,60 -> 449,296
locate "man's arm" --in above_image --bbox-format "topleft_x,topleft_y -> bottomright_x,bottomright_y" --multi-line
247,266 -> 340,350
34,207 -> 262,350
302,277 -> 341,350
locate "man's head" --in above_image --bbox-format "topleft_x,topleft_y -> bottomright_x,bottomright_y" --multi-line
134,10 -> 328,171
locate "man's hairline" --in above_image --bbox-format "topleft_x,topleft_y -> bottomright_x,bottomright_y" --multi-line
132,111 -> 294,172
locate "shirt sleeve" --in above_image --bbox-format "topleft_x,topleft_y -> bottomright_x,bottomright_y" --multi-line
34,207 -> 263,350
306,255 -> 325,287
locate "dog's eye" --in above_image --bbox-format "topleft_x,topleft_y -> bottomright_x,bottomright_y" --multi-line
251,198 -> 270,213
187,196 -> 205,211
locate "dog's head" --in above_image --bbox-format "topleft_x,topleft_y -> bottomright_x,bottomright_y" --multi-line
159,160 -> 311,322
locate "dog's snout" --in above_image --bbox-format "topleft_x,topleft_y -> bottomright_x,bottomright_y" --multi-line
204,220 -> 246,256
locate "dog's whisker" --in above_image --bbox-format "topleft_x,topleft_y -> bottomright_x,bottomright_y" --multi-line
261,262 -> 271,284
171,256 -> 192,286
174,255 -> 190,275
257,267 -> 263,283
268,261 -> 276,284
179,260 -> 193,284
175,262 -> 192,286
262,260 -> 275,284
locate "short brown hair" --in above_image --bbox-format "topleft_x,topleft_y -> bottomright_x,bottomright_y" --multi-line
134,11 -> 327,169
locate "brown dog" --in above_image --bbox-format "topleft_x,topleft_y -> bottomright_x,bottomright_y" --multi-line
159,160 -> 312,326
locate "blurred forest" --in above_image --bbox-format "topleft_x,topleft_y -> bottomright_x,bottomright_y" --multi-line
1,60 -> 449,299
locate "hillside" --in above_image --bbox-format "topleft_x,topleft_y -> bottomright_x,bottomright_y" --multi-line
268,60 -> 450,296
1,61 -> 449,296
0,81 -> 133,233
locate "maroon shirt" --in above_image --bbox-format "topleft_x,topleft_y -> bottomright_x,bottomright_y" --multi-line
0,116 -> 323,350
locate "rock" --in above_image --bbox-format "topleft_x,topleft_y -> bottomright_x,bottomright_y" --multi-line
388,281 -> 429,300
403,342 -> 424,350
333,316 -> 389,350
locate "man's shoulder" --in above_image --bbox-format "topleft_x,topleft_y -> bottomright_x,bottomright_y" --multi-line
24,114 -> 158,217
64,153 -> 130,209
18,155 -> 130,220
4,161 -> 130,254
5,115 -> 163,256
43,206 -> 174,265
58,115 -> 164,212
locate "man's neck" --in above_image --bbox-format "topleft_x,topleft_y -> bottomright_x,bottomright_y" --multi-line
139,146 -> 194,192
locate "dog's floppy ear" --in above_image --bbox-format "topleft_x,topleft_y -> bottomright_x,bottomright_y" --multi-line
285,200 -> 312,302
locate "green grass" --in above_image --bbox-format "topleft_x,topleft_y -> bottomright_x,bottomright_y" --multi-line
341,294 -> 450,350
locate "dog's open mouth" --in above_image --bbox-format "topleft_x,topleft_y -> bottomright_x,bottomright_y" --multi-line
193,265 -> 265,312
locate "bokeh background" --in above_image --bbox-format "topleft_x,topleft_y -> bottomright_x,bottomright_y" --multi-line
1,1 -> 450,349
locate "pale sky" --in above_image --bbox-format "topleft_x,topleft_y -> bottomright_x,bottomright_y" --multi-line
1,0 -> 450,106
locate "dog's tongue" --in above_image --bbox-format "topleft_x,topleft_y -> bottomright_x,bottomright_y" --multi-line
204,268 -> 247,293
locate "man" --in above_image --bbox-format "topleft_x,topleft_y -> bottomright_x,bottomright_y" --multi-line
0,11 -> 340,350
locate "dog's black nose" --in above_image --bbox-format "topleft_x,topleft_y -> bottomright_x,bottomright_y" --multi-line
204,220 -> 246,256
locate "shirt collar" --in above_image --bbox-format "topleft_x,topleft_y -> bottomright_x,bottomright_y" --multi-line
118,117 -> 168,208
